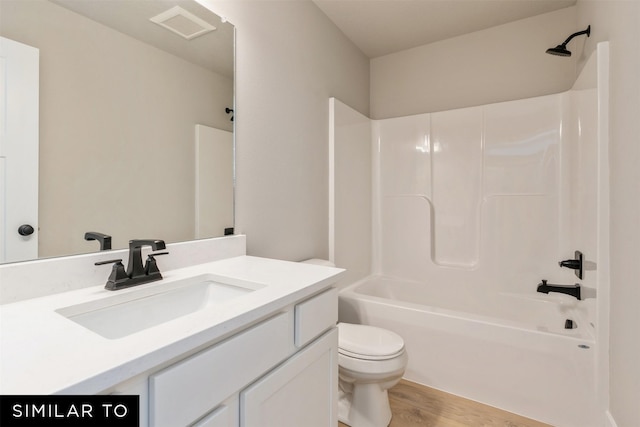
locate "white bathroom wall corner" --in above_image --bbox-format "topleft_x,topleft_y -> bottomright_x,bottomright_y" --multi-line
329,98 -> 373,288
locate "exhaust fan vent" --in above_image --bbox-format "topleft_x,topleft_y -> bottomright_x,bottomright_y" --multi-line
150,6 -> 216,40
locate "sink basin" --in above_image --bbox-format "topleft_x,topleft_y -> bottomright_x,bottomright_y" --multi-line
56,274 -> 265,339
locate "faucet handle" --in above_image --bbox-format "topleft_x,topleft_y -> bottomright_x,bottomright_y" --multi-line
95,259 -> 129,290
558,259 -> 580,269
149,252 -> 169,257
558,250 -> 583,280
95,258 -> 122,266
145,252 -> 169,276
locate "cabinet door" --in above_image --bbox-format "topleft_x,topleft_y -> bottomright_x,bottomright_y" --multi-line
240,328 -> 338,427
193,398 -> 238,427
110,375 -> 149,427
149,313 -> 293,427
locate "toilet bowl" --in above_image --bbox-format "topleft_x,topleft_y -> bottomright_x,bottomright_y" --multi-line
298,261 -> 407,426
337,322 -> 408,427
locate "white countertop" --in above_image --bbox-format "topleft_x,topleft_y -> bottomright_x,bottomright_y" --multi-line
0,255 -> 343,394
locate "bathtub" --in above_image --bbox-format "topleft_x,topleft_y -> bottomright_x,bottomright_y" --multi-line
339,276 -> 599,427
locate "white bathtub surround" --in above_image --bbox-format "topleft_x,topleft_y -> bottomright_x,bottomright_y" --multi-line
330,43 -> 609,427
606,411 -> 619,427
375,91 -> 581,294
329,98 -> 373,289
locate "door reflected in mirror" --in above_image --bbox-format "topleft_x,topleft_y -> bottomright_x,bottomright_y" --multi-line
0,0 -> 234,263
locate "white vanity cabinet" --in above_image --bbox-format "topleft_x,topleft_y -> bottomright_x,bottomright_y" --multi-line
122,287 -> 338,427
240,328 -> 338,427
192,400 -> 238,427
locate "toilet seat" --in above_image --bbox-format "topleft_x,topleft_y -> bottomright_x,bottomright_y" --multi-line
339,347 -> 405,361
338,323 -> 405,361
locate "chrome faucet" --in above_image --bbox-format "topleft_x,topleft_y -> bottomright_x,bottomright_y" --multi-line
96,239 -> 168,290
536,279 -> 581,300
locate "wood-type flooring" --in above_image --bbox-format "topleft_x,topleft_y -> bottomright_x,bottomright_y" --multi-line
338,379 -> 552,427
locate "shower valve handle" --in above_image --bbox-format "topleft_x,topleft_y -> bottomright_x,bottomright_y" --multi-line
558,259 -> 580,269
558,251 -> 583,280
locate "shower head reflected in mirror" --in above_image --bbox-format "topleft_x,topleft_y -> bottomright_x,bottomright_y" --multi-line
546,25 -> 591,57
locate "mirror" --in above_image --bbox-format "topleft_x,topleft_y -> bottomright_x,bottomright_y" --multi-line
0,0 -> 234,263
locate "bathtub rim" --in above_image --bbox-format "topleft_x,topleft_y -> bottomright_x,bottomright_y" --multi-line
339,274 -> 596,343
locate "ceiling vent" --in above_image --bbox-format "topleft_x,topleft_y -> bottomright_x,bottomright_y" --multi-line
150,6 -> 216,40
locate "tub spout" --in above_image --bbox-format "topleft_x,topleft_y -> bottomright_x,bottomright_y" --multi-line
537,280 -> 581,300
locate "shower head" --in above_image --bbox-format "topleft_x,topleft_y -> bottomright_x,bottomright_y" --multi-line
546,45 -> 572,57
546,25 -> 591,57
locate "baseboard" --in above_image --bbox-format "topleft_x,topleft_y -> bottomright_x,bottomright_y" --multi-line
605,411 -> 618,427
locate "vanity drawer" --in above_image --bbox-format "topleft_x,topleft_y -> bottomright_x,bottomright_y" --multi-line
149,312 -> 293,427
294,287 -> 338,347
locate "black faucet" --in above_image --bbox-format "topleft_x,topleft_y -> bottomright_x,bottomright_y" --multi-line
126,239 -> 166,278
96,239 -> 168,290
537,279 -> 581,300
84,231 -> 112,250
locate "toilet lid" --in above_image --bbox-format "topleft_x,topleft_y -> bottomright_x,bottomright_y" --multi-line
338,323 -> 405,360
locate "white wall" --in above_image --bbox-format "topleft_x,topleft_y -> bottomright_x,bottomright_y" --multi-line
576,2 -> 640,425
199,0 -> 370,261
370,6 -> 577,118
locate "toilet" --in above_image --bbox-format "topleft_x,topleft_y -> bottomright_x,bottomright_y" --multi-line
337,322 -> 408,427
300,260 -> 408,427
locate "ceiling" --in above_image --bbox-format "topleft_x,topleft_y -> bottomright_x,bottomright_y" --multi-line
51,0 -> 234,78
312,0 -> 576,58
